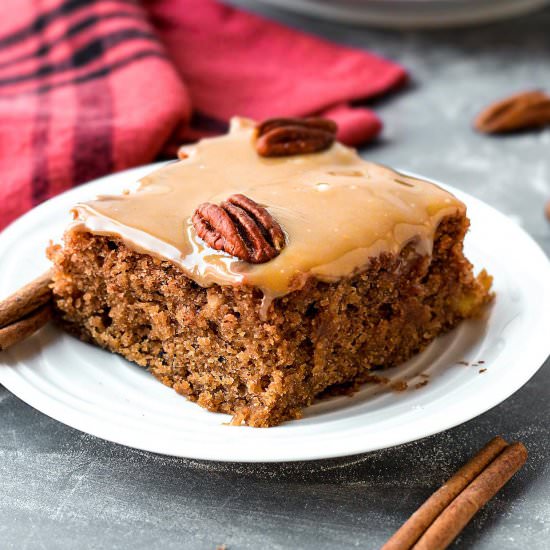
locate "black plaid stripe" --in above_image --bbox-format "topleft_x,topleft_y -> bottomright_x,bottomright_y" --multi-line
0,0 -> 138,49
0,9 -> 145,70
0,28 -> 160,87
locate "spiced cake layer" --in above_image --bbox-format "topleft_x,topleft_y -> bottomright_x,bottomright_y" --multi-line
48,117 -> 493,427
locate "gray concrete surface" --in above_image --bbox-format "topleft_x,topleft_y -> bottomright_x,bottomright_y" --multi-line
2,4 -> 550,549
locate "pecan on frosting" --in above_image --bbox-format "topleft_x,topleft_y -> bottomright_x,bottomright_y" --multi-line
475,90 -> 550,134
255,117 -> 337,157
192,194 -> 286,264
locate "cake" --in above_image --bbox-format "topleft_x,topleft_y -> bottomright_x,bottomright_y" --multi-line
47,117 -> 492,427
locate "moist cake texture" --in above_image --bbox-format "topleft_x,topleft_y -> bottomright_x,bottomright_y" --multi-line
48,117 -> 493,427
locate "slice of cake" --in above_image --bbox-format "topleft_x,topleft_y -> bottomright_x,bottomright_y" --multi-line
48,117 -> 492,427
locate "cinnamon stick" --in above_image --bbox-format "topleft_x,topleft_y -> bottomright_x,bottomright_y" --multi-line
381,436 -> 508,550
0,271 -> 53,351
0,304 -> 52,351
0,270 -> 52,328
413,442 -> 528,550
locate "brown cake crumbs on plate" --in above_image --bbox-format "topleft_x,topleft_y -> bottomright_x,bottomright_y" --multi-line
390,380 -> 409,392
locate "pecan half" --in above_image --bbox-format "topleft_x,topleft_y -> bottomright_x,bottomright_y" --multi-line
475,90 -> 550,134
192,194 -> 286,263
257,117 -> 337,137
256,117 -> 337,157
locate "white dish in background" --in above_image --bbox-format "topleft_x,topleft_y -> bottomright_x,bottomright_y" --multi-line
0,164 -> 549,462
249,0 -> 550,28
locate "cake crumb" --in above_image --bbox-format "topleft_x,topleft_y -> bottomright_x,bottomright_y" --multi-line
457,360 -> 469,366
415,380 -> 429,389
391,380 -> 408,392
479,368 -> 487,373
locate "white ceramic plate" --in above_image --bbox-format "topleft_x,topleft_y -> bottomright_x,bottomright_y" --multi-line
249,0 -> 550,29
1,164 -> 549,462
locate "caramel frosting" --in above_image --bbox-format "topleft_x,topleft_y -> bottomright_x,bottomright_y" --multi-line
71,117 -> 465,302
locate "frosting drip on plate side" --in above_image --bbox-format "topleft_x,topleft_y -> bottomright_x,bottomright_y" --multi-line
72,117 -> 465,300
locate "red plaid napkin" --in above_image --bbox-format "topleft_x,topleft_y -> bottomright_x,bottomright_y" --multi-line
0,0 -> 407,230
